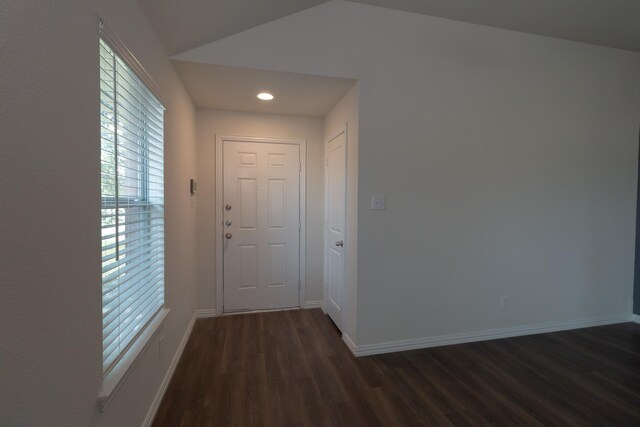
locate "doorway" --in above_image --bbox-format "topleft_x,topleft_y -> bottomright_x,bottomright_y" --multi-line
216,136 -> 307,313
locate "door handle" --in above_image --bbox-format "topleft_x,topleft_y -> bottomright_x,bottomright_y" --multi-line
335,240 -> 343,247
225,233 -> 233,240
225,204 -> 232,211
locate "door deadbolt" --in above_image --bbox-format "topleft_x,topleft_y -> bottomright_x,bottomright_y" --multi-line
225,204 -> 232,211
225,233 -> 233,240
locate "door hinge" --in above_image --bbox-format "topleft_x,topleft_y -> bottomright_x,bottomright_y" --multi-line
299,161 -> 302,172
298,280 -> 301,290
299,221 -> 301,231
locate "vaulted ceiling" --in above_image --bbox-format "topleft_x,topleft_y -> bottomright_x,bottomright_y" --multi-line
139,0 -> 327,55
141,0 -> 640,116
140,0 -> 640,56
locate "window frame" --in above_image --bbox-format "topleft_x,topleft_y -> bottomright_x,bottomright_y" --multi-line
97,22 -> 169,411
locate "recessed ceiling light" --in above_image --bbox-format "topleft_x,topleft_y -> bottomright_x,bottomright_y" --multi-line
257,92 -> 274,101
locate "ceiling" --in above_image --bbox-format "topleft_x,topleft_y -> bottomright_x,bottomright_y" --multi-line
141,0 -> 640,55
144,0 -> 640,117
352,0 -> 640,53
139,0 -> 326,55
172,61 -> 356,117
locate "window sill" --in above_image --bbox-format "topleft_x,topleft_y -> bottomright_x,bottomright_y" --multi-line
98,307 -> 170,411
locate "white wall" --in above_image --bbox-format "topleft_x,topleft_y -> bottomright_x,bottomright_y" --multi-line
195,109 -> 325,310
179,1 -> 640,346
0,1 -> 198,426
323,85 -> 360,339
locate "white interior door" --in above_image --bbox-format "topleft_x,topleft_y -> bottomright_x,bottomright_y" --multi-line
223,140 -> 300,312
325,129 -> 346,329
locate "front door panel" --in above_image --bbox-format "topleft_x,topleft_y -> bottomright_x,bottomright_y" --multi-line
223,141 -> 300,312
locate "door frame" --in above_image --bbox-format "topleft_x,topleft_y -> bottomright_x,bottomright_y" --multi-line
324,124 -> 348,328
215,135 -> 307,315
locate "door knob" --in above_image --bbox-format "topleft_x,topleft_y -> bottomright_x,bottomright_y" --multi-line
225,220 -> 232,227
225,233 -> 232,239
225,204 -> 232,211
335,240 -> 344,247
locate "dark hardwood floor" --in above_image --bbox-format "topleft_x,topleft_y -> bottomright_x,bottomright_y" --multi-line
152,309 -> 640,426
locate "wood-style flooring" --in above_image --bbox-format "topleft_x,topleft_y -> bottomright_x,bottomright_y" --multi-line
152,309 -> 640,426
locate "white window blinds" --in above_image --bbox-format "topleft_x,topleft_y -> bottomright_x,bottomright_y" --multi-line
100,38 -> 165,374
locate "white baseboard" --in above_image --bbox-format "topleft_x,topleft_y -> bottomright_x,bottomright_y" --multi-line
220,303 -> 321,316
632,314 -> 640,324
342,333 -> 358,356
141,312 -> 197,427
195,308 -> 218,318
304,300 -> 323,309
347,313 -> 632,357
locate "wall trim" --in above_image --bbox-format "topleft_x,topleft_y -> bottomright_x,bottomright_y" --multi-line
342,333 -> 358,356
304,300 -> 323,309
141,312 -> 197,427
632,314 -> 640,324
346,313 -> 632,357
195,309 -> 218,318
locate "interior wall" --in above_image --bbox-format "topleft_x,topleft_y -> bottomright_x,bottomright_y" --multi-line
323,85 -> 360,339
177,0 -> 640,346
0,1 -> 198,426
195,109 -> 325,310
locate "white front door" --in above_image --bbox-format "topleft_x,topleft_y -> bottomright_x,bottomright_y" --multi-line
325,128 -> 346,329
223,140 -> 301,312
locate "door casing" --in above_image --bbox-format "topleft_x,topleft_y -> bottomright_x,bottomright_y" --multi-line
215,135 -> 307,315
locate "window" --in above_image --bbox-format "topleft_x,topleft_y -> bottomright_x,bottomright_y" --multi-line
100,38 -> 165,375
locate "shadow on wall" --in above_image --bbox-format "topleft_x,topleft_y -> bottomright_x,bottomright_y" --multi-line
634,131 -> 640,315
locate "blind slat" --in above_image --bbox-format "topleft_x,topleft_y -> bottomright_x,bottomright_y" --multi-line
99,83 -> 163,132
102,248 -> 163,280
100,128 -> 164,162
112,63 -> 164,123
103,265 -> 164,312
116,295 -> 164,349
103,275 -> 163,334
101,228 -> 163,253
103,270 -> 163,342
100,110 -> 164,155
101,239 -> 164,270
99,133 -> 164,170
101,222 -> 164,239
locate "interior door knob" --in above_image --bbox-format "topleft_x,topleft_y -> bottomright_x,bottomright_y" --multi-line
335,240 -> 344,247
225,233 -> 232,240
225,220 -> 232,227
225,204 -> 232,211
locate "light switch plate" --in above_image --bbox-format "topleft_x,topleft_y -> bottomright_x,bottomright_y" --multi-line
371,194 -> 386,210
